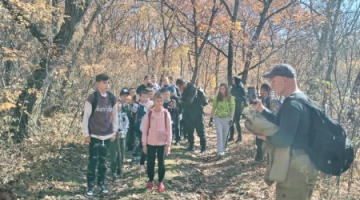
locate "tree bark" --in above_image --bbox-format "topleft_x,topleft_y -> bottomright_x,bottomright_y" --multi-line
2,0 -> 93,140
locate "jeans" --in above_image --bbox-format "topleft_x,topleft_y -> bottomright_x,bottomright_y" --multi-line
214,117 -> 231,153
109,137 -> 126,174
147,145 -> 166,182
86,137 -> 110,185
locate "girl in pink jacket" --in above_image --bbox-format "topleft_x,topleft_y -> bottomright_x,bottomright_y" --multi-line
142,92 -> 172,193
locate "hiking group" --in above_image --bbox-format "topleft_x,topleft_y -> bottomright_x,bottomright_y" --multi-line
81,64 -> 354,199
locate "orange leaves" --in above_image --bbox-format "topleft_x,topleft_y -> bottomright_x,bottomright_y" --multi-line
0,102 -> 16,112
80,65 -> 105,78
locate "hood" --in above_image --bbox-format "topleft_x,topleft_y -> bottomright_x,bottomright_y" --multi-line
233,76 -> 243,88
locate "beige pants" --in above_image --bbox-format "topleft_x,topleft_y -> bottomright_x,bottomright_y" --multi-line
276,154 -> 317,200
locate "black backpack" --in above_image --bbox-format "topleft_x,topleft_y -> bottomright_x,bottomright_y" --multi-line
196,88 -> 208,106
289,97 -> 355,176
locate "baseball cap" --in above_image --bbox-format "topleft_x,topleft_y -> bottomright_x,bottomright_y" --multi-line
120,88 -> 130,95
262,64 -> 296,79
168,85 -> 175,93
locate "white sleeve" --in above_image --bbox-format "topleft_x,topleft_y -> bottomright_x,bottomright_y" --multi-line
81,101 -> 92,137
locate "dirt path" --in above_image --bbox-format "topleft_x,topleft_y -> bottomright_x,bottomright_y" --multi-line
2,121 -> 274,200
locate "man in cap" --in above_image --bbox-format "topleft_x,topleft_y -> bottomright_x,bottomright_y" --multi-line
252,64 -> 317,200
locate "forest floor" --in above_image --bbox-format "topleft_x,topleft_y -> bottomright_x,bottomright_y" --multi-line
1,114 -> 359,200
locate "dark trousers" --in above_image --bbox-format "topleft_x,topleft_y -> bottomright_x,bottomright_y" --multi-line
173,120 -> 180,142
180,119 -> 186,139
132,130 -> 146,165
230,104 -> 244,141
127,119 -> 135,151
87,137 -> 110,185
109,137 -> 126,174
255,137 -> 264,160
147,145 -> 166,182
186,116 -> 206,150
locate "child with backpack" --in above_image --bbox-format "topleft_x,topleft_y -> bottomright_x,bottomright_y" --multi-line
132,90 -> 149,172
82,74 -> 118,197
161,87 -> 180,145
209,83 -> 235,156
142,92 -> 172,193
109,99 -> 129,179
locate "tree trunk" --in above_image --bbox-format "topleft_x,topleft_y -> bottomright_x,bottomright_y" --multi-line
8,0 -> 93,140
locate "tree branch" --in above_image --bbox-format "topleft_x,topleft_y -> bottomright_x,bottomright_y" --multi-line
206,40 -> 228,57
220,0 -> 232,17
264,0 -> 297,22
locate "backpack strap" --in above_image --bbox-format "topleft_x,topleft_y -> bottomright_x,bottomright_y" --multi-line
107,92 -> 116,107
147,110 -> 153,132
287,96 -> 322,113
90,91 -> 98,119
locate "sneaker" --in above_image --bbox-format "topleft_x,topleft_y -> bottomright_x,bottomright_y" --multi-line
175,141 -> 180,146
146,181 -> 154,189
186,145 -> 195,151
158,182 -> 165,193
85,182 -> 95,197
112,172 -> 118,180
98,182 -> 109,194
228,137 -> 234,142
131,157 -> 137,164
139,165 -> 145,173
200,150 -> 207,156
219,152 -> 225,156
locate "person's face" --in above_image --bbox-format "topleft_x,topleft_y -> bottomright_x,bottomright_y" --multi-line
154,97 -> 164,108
260,88 -> 269,97
130,89 -> 136,97
270,76 -> 286,96
151,76 -> 157,83
117,102 -> 122,111
140,94 -> 148,103
163,78 -> 169,86
163,91 -> 171,100
96,80 -> 110,93
120,94 -> 128,102
169,78 -> 174,85
148,91 -> 155,99
177,84 -> 185,91
170,91 -> 175,97
144,77 -> 151,84
219,86 -> 226,95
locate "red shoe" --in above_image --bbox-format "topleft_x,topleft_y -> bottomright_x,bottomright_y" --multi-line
146,181 -> 154,189
158,182 -> 165,193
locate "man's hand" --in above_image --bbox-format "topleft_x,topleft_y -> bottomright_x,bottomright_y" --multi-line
252,99 -> 265,113
110,135 -> 116,142
208,117 -> 214,127
166,145 -> 171,156
84,136 -> 91,144
143,145 -> 147,154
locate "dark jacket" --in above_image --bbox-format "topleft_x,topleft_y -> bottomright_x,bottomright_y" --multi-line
231,76 -> 247,111
179,82 -> 202,120
136,84 -> 147,94
164,99 -> 179,123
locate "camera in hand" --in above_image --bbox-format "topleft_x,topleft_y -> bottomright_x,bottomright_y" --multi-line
247,86 -> 256,104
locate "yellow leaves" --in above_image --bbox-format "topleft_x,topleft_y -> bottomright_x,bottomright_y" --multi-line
80,65 -> 105,78
0,102 -> 16,112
